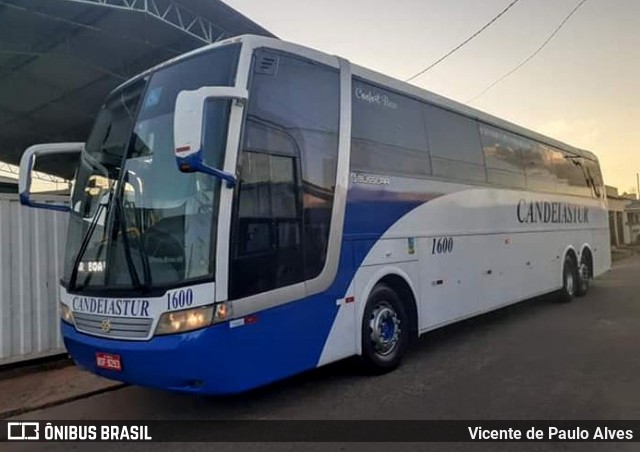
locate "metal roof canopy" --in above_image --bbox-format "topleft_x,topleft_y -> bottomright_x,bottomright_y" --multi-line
0,0 -> 274,179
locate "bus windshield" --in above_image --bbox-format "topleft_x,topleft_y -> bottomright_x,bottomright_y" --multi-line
63,44 -> 240,292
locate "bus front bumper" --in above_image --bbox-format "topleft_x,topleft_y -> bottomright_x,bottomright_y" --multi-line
61,294 -> 338,395
62,321 -> 254,395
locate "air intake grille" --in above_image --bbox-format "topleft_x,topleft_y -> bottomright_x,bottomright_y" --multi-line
74,313 -> 153,339
255,54 -> 279,75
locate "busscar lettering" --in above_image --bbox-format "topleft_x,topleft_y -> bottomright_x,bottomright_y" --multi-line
71,297 -> 150,317
517,200 -> 589,224
351,172 -> 390,186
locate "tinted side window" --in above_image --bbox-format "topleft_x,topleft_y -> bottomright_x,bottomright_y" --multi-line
550,147 -> 571,195
230,50 -> 340,299
351,80 -> 430,176
553,150 -> 591,197
523,143 -> 557,192
237,150 -> 298,221
424,105 -> 486,183
233,148 -> 302,297
479,124 -> 526,188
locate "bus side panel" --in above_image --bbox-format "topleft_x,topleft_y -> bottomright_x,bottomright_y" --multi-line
315,238 -> 358,366
241,166 -> 607,376
592,227 -> 612,277
344,182 -> 609,335
317,187 -> 426,364
419,231 -> 566,330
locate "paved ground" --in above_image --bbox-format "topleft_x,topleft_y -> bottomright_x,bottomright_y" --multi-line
5,254 -> 640,451
0,363 -> 123,419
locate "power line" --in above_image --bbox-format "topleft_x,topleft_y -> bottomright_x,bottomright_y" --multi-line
405,0 -> 522,82
468,0 -> 589,103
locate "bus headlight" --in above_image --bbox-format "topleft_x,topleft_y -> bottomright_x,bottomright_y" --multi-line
155,306 -> 215,336
60,302 -> 74,325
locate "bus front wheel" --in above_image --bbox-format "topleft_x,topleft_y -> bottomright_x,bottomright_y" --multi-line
360,284 -> 410,374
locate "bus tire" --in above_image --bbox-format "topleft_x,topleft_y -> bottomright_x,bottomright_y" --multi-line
559,255 -> 578,303
575,256 -> 591,297
360,284 -> 410,374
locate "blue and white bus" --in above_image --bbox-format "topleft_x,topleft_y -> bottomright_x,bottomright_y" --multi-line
19,35 -> 609,394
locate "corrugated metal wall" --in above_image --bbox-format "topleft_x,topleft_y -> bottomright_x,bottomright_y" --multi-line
0,195 -> 68,365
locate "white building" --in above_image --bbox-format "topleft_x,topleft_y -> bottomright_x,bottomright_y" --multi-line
606,185 -> 639,246
625,200 -> 640,244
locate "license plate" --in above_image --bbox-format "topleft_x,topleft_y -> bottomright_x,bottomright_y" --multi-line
96,352 -> 122,371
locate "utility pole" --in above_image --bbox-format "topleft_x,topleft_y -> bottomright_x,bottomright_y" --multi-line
637,172 -> 639,200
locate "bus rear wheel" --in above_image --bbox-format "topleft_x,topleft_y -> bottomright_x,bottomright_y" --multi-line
360,284 -> 409,374
575,256 -> 591,297
559,255 -> 578,303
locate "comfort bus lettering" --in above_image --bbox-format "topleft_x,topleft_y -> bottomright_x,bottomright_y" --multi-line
517,200 -> 589,224
72,297 -> 150,317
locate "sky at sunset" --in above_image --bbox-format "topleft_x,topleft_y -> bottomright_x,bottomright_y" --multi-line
226,0 -> 640,193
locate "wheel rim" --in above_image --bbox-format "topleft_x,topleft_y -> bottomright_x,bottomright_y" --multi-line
566,267 -> 575,295
579,262 -> 590,282
369,301 -> 401,356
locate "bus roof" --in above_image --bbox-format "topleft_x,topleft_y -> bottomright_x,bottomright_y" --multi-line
115,34 -> 598,162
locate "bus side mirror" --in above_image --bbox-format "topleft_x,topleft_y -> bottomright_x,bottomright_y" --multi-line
173,86 -> 248,188
19,143 -> 84,212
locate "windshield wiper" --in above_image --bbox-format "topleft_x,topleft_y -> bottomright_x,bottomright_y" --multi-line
116,173 -> 152,291
68,152 -> 149,292
72,193 -> 148,292
68,194 -> 108,291
114,198 -> 143,290
69,151 -> 122,291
